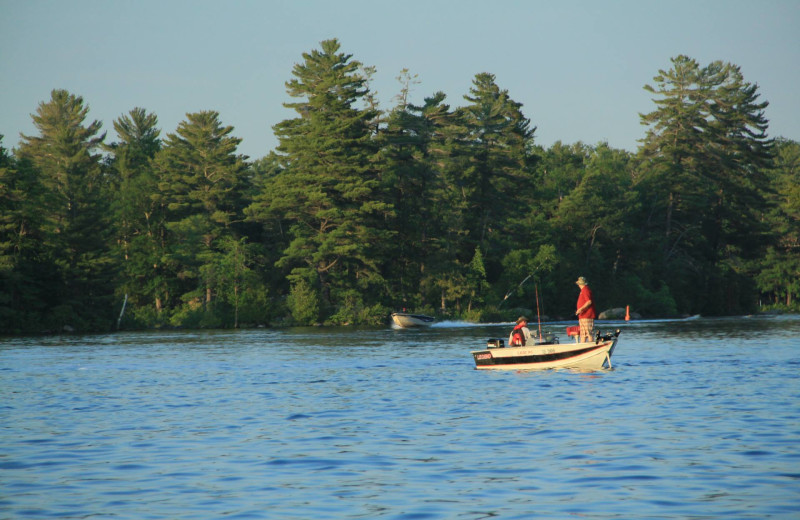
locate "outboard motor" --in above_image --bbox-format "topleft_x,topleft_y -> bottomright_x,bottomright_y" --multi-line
487,339 -> 504,349
595,329 -> 622,343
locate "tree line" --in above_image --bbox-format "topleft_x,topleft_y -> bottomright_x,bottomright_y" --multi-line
1,39 -> 798,333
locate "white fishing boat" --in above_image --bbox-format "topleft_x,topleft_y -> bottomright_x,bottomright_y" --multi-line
391,312 -> 435,328
472,328 -> 621,370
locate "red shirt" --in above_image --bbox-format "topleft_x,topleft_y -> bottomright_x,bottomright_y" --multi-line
577,285 -> 596,319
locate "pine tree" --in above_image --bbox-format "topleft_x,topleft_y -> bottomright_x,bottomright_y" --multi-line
381,88 -> 453,309
535,141 -> 591,211
385,74 -> 538,314
638,56 -> 774,314
453,73 -> 537,273
16,90 -> 116,331
0,138 -> 35,329
249,39 -> 392,321
555,144 -> 641,306
106,108 -> 164,322
466,246 -> 489,311
756,138 -> 800,306
155,111 -> 248,322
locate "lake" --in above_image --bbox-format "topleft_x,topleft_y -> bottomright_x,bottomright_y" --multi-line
2,315 -> 799,519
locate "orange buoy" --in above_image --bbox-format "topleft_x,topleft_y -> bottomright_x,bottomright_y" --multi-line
625,305 -> 630,321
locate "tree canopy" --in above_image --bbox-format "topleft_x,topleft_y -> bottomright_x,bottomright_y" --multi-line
0,44 -> 797,333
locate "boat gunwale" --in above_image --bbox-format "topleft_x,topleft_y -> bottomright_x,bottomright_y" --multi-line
471,338 -> 617,370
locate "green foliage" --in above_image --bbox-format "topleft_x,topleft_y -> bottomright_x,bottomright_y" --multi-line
466,247 -> 490,310
153,110 -> 250,323
756,139 -> 800,307
637,56 -> 773,314
756,247 -> 800,306
381,90 -> 452,308
249,39 -> 392,322
615,274 -> 678,317
105,108 -> 165,317
448,73 -> 538,277
498,244 -> 558,311
0,136 -> 30,330
169,295 -> 222,329
12,90 -> 117,331
326,289 -> 389,326
288,278 -> 320,325
462,304 -> 507,323
3,50 -> 796,333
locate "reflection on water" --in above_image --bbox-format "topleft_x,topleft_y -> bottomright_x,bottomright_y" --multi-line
2,315 -> 799,519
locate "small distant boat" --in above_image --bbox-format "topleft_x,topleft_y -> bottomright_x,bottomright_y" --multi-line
391,312 -> 435,328
472,328 -> 621,370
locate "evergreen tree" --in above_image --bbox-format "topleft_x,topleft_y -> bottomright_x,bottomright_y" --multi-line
203,235 -> 268,328
535,141 -> 590,211
427,73 -> 538,312
155,111 -> 249,323
454,73 -> 537,266
410,93 -> 469,313
246,152 -> 289,303
1,53 -> 789,329
16,90 -> 116,331
466,246 -> 489,312
381,87 -> 454,310
0,136 -> 16,285
555,144 -> 648,311
105,108 -> 164,323
0,136 -> 60,332
0,138 -> 34,329
637,56 -> 773,314
756,138 -> 800,306
249,39 -> 392,322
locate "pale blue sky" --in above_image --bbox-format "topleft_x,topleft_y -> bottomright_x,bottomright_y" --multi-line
2,0 -> 798,160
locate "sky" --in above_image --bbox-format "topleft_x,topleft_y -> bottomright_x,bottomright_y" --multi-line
2,0 -> 799,160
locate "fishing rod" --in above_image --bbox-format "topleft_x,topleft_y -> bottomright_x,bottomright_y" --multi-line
501,274 -> 546,342
534,283 -> 543,342
500,273 -> 533,306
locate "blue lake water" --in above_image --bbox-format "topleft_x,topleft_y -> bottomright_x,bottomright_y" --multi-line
2,316 -> 799,519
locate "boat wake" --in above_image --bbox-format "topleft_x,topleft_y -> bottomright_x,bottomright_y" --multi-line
432,320 -> 512,328
431,315 -> 704,329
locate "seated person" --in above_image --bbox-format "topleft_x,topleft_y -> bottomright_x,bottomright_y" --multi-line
508,316 -> 531,346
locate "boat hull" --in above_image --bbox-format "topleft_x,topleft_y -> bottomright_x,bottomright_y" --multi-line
472,337 -> 618,370
391,312 -> 435,328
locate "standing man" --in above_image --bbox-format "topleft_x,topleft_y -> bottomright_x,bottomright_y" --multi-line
575,276 -> 596,342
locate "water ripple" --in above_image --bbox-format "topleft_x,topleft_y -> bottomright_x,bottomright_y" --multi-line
2,318 -> 800,519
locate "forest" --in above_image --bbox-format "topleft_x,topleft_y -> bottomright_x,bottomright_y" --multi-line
1,39 -> 799,334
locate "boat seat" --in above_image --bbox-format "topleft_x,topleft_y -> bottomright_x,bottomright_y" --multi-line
566,326 -> 580,342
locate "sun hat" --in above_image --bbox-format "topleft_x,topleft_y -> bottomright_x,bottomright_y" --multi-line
575,276 -> 588,285
516,316 -> 528,323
